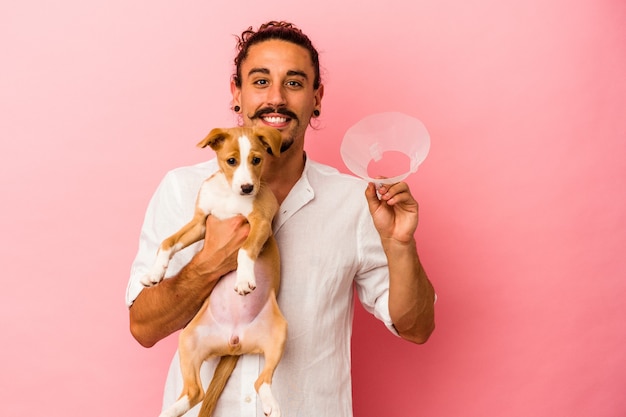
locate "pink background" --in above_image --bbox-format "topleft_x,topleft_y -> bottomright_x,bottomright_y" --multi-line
1,0 -> 625,416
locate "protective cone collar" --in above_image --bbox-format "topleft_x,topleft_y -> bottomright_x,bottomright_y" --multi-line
340,111 -> 430,185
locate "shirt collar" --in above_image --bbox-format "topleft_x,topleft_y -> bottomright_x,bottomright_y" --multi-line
273,157 -> 315,233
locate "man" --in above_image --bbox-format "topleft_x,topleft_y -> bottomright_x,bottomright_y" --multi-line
127,21 -> 435,416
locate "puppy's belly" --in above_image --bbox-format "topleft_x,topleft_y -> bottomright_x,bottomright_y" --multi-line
208,261 -> 275,327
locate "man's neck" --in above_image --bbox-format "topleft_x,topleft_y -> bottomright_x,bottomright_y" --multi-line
263,147 -> 307,205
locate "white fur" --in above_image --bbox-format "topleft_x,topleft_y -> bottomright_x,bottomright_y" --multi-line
234,250 -> 256,294
258,383 -> 280,417
197,173 -> 254,220
231,135 -> 254,195
142,243 -> 184,286
159,395 -> 191,417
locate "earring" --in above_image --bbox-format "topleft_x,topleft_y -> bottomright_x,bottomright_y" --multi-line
233,105 -> 241,113
313,109 -> 320,117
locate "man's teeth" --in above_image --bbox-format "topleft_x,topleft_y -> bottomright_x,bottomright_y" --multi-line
263,116 -> 288,123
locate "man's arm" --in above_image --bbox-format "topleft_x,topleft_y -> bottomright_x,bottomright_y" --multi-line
365,182 -> 435,344
129,215 -> 249,347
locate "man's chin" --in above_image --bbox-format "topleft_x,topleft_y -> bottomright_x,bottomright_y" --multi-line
279,138 -> 294,153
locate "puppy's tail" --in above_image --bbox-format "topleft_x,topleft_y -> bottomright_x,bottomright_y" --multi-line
198,355 -> 240,417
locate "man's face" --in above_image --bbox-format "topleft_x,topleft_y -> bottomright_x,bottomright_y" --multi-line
231,39 -> 323,153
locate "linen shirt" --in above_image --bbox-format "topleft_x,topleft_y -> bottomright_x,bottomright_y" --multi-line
126,158 -> 397,417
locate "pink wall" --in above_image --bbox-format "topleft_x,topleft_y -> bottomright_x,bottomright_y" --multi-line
1,0 -> 624,416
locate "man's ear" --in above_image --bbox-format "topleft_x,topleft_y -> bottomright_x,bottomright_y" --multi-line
230,79 -> 241,111
314,84 -> 324,109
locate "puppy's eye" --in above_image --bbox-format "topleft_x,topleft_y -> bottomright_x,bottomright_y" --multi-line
251,157 -> 261,165
227,158 -> 237,166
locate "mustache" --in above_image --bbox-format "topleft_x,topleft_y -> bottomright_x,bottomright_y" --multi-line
249,107 -> 298,121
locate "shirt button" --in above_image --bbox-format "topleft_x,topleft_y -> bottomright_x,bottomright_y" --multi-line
244,396 -> 252,403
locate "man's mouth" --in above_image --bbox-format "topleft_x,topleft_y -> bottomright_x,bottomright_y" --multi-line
262,115 -> 289,124
251,107 -> 297,126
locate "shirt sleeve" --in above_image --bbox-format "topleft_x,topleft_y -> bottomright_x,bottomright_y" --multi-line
352,205 -> 400,337
125,169 -> 201,307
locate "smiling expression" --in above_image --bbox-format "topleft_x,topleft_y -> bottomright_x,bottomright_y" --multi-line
231,39 -> 323,153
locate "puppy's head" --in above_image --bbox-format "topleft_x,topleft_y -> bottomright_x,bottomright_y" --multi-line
197,127 -> 282,196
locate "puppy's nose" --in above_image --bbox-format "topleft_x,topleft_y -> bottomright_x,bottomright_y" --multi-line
241,184 -> 254,194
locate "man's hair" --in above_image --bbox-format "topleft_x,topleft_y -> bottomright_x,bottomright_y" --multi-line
232,21 -> 321,90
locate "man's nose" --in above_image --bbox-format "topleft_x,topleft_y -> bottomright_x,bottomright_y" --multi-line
265,83 -> 286,107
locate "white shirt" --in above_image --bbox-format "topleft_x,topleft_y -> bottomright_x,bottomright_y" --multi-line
126,158 -> 397,417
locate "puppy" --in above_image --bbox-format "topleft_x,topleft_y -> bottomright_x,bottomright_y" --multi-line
142,126 -> 288,417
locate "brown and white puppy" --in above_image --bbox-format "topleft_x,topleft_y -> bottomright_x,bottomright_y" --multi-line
142,127 -> 287,417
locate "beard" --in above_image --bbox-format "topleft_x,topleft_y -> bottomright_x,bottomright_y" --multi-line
280,136 -> 294,153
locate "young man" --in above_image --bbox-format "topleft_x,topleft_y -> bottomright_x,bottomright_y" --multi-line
127,21 -> 435,417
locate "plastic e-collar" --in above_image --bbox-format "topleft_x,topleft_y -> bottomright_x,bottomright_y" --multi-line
340,112 -> 430,186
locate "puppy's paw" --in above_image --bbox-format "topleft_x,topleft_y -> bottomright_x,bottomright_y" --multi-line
141,267 -> 165,287
158,395 -> 191,417
259,383 -> 280,417
142,249 -> 172,287
263,401 -> 280,417
234,274 -> 256,295
234,255 -> 257,295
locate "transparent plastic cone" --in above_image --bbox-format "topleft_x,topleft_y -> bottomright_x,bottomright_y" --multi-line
340,112 -> 430,185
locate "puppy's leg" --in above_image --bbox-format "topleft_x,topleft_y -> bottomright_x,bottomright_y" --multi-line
159,341 -> 205,417
160,301 -> 226,417
234,249 -> 256,295
252,296 -> 288,417
234,216 -> 273,295
142,209 -> 207,287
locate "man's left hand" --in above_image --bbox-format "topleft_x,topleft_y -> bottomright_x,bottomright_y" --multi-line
365,182 -> 419,244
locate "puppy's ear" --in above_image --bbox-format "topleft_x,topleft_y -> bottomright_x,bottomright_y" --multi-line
254,127 -> 282,157
197,128 -> 229,150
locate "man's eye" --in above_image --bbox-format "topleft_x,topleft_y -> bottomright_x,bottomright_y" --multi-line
254,79 -> 268,86
286,81 -> 302,88
227,158 -> 237,166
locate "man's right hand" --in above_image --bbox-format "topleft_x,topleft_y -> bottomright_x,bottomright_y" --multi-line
129,215 -> 250,347
187,215 -> 251,282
